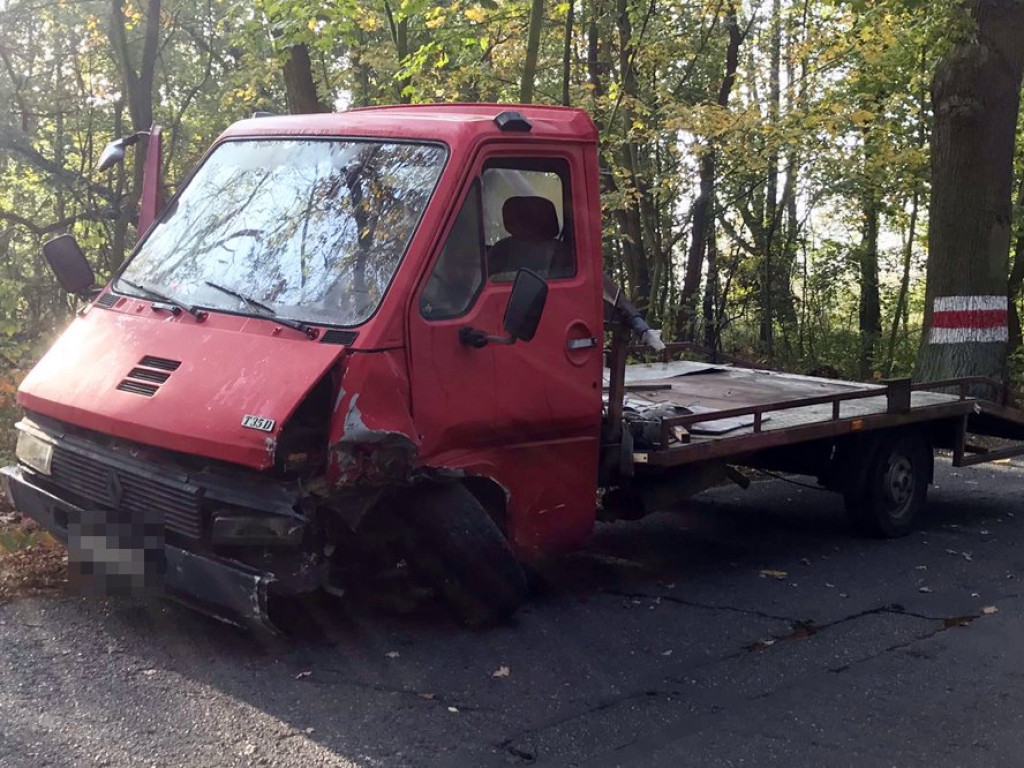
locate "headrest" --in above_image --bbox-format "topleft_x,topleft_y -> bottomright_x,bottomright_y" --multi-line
502,196 -> 560,242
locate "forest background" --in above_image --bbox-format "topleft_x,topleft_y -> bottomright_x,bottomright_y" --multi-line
0,0 -> 1022,436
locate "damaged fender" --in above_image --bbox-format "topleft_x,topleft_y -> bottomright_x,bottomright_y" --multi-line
327,350 -> 421,489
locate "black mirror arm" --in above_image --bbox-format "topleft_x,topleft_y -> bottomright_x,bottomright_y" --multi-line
459,327 -> 517,348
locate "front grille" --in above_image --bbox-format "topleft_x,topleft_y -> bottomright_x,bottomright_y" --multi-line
50,447 -> 203,539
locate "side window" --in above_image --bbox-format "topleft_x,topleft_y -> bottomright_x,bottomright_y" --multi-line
420,182 -> 484,319
482,159 -> 575,282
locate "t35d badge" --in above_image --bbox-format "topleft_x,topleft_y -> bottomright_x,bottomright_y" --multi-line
241,414 -> 276,432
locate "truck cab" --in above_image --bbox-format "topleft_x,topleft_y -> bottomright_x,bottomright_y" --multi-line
1,105 -> 607,627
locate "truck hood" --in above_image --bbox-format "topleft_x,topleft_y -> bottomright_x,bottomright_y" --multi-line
18,307 -> 345,470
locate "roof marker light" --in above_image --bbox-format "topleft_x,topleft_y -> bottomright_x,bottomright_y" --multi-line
494,111 -> 532,132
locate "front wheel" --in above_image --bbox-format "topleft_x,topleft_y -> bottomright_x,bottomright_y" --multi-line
392,483 -> 528,625
843,431 -> 932,538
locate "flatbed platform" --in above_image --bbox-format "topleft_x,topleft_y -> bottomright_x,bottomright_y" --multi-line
605,361 -> 1024,469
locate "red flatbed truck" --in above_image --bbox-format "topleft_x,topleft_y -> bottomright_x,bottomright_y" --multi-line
4,103 -> 1024,628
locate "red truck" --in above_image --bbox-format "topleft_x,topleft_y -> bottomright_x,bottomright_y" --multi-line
5,104 -> 1024,629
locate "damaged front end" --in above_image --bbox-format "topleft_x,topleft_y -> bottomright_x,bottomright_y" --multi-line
1,414 -> 320,631
0,343 -> 441,631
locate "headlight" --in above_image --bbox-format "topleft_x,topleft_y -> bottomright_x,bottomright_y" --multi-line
16,426 -> 53,475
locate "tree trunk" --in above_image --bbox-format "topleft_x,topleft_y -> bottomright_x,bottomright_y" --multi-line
1007,175 -> 1024,347
884,188 -> 921,376
915,0 -> 1024,386
521,0 -> 545,103
108,0 -> 161,261
702,210 -> 719,350
614,0 -> 650,307
759,0 -> 782,353
858,196 -> 881,379
561,0 -> 574,106
677,2 -> 741,338
283,44 -> 328,114
383,0 -> 411,103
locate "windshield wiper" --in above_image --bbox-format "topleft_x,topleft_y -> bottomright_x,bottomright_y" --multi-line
118,278 -> 206,321
203,280 -> 314,338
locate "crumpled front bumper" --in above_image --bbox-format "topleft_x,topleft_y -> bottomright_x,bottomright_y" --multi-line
1,464 -> 276,631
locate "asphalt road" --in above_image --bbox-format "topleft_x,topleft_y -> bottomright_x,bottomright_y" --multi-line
3,458 -> 1024,767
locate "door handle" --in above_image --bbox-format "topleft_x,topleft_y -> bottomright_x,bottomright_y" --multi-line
567,337 -> 599,350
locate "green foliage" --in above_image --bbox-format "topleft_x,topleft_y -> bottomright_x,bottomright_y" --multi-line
0,0 -> 1020,389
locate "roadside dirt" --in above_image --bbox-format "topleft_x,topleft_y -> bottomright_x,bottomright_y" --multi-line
0,502 -> 66,603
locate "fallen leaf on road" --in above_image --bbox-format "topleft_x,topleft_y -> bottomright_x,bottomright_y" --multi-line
492,665 -> 510,678
295,671 -> 311,680
418,693 -> 436,700
918,586 -> 932,593
447,706 -> 459,713
915,565 -> 928,571
661,650 -> 673,657
385,651 -> 400,659
759,570 -> 787,580
982,606 -> 999,615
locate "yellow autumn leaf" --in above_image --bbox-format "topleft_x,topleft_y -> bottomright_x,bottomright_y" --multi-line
465,5 -> 486,23
850,109 -> 876,125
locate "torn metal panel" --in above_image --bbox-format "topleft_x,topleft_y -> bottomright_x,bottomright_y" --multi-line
327,350 -> 421,488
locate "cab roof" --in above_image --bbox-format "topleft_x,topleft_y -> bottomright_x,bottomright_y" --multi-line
219,103 -> 598,146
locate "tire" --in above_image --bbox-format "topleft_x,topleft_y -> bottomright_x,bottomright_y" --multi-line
843,431 -> 932,538
394,482 -> 528,625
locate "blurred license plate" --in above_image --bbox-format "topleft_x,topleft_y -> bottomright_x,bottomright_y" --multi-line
68,507 -> 165,596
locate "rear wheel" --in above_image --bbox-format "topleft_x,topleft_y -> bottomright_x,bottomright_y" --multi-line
843,431 -> 932,538
391,482 -> 527,625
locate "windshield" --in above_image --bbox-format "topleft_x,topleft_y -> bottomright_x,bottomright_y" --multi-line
117,139 -> 446,326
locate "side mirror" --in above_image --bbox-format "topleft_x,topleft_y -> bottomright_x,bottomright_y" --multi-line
97,131 -> 147,172
503,269 -> 548,342
42,235 -> 95,296
97,138 -> 127,172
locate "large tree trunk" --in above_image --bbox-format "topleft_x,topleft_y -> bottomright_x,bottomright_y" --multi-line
915,0 -> 1024,387
283,44 -> 328,114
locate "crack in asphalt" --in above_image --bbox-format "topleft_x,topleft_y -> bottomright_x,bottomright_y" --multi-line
290,670 -> 493,712
494,600 -> 996,761
826,606 -> 998,674
601,588 -> 799,623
